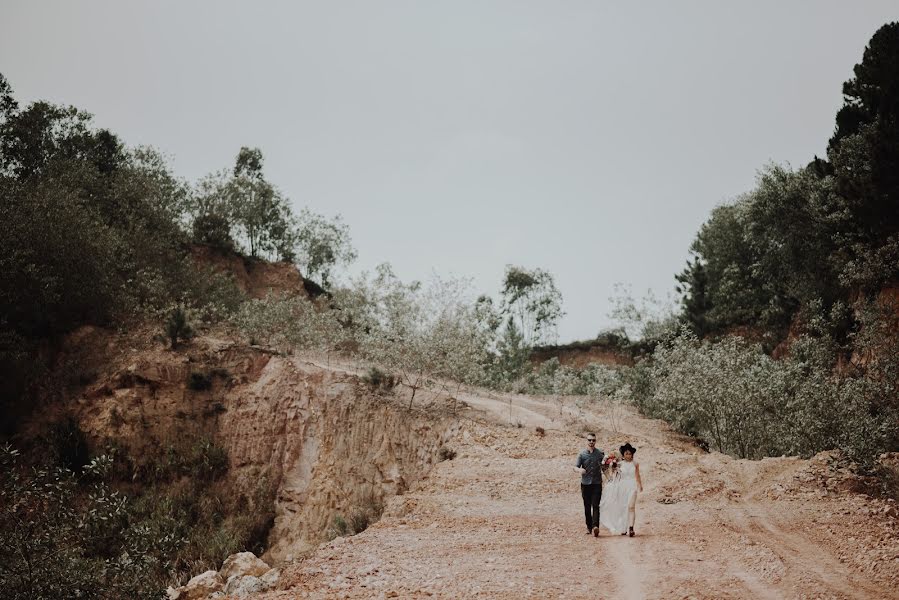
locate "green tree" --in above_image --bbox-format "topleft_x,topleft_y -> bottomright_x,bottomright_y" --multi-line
165,306 -> 194,349
0,175 -> 123,337
192,211 -> 235,251
742,165 -> 848,322
225,147 -> 295,260
829,22 -> 899,150
189,171 -> 236,250
0,77 -> 243,430
494,318 -> 530,385
499,265 -> 564,346
293,208 -> 357,286
686,202 -> 770,330
675,257 -> 711,336
827,22 -> 899,277
0,90 -> 124,181
0,73 -> 18,124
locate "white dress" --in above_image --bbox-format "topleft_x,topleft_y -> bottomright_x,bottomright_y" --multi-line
600,460 -> 638,534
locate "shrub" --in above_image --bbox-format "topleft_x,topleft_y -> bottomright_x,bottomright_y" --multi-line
190,439 -> 229,481
326,493 -> 384,540
139,437 -> 229,483
192,212 -> 234,252
362,366 -> 397,392
234,294 -> 340,352
348,509 -> 373,534
44,416 -> 90,472
510,358 -> 623,399
0,446 -> 182,600
348,493 -> 384,535
328,514 -> 349,539
237,509 -> 276,556
182,520 -> 248,573
165,306 -> 194,349
124,473 -> 277,585
627,326 -> 899,467
594,328 -> 631,349
181,264 -> 246,325
617,359 -> 654,413
187,371 -> 213,391
438,446 -> 457,461
204,402 -> 227,417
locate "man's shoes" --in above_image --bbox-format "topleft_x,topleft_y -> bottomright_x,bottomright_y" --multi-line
586,530 -> 593,535
592,526 -> 599,537
628,527 -> 635,537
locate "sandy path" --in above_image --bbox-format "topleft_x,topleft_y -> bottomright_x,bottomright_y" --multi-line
257,388 -> 899,600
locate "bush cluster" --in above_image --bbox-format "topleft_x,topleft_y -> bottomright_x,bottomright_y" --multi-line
137,438 -> 230,483
187,371 -> 213,391
509,357 -> 620,397
627,323 -> 899,467
327,493 -> 384,540
0,428 -> 278,598
0,446 -> 182,600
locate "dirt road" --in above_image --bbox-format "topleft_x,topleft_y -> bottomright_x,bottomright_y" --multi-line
260,388 -> 899,599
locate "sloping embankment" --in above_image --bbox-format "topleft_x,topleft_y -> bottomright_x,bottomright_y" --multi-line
60,328 -> 458,563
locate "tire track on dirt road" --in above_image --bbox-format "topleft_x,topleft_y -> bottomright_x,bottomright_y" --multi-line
731,505 -> 891,599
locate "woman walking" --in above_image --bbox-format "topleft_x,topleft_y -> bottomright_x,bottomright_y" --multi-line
600,442 -> 643,536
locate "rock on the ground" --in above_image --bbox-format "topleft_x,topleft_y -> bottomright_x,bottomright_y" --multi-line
222,567 -> 281,597
260,568 -> 281,587
167,553 -> 278,600
224,574 -> 266,596
220,552 -> 271,580
168,570 -> 224,600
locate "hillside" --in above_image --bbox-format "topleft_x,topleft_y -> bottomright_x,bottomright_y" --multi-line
189,245 -> 312,301
20,326 -> 457,565
530,339 -> 635,369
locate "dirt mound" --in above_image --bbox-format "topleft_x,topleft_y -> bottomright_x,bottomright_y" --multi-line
191,245 -> 308,300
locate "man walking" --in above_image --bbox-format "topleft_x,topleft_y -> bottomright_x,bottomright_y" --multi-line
574,433 -> 604,537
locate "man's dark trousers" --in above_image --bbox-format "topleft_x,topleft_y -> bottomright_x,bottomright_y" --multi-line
581,483 -> 602,531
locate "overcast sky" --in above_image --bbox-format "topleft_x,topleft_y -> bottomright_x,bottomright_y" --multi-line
3,1 -> 897,342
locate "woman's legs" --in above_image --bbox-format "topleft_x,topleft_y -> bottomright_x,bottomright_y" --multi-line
627,490 -> 637,528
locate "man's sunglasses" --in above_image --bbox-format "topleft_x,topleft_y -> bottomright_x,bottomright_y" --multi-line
587,439 -> 596,443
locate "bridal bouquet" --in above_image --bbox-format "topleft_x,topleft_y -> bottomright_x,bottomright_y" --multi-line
602,452 -> 619,476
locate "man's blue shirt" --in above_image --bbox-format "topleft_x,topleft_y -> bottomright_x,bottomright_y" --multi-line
576,448 -> 605,485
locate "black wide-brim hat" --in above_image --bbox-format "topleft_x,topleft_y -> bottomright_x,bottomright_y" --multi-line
620,442 -> 636,455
